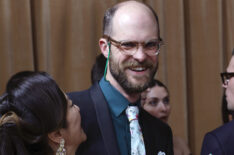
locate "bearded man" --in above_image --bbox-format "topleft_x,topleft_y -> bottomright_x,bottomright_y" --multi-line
69,1 -> 173,155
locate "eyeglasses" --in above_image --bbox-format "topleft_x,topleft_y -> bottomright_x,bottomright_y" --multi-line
220,72 -> 234,85
103,35 -> 163,56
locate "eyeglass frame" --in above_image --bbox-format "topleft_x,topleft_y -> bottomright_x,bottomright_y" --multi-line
220,72 -> 234,85
103,35 -> 163,56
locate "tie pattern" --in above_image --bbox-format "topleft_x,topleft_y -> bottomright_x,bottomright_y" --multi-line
126,106 -> 146,155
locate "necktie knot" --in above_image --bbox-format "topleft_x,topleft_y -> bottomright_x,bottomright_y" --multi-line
126,106 -> 139,122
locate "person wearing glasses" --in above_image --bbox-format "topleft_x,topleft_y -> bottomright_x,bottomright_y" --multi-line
201,49 -> 234,155
68,1 -> 173,155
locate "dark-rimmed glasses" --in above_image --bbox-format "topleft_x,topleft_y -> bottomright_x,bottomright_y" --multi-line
103,35 -> 163,56
220,72 -> 234,85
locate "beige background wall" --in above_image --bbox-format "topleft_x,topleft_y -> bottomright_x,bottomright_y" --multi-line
0,0 -> 233,154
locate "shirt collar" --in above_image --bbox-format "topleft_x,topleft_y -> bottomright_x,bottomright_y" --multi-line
99,77 -> 130,117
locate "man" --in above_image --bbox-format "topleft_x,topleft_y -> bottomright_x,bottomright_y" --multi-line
69,1 -> 173,155
201,49 -> 234,155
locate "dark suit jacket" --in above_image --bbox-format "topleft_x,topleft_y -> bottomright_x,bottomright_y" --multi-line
68,83 -> 173,155
201,120 -> 234,155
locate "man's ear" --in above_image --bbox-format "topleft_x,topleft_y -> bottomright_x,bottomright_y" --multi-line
48,130 -> 63,144
99,38 -> 109,58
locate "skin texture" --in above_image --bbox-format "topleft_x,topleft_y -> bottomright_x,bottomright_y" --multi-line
60,96 -> 87,155
99,1 -> 159,103
224,56 -> 234,110
142,86 -> 171,123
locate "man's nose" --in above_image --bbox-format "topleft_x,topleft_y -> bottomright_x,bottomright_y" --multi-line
132,46 -> 147,62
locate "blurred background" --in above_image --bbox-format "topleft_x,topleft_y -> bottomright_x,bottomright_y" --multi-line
0,0 -> 233,154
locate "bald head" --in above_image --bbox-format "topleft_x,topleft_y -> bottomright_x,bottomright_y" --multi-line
103,0 -> 160,39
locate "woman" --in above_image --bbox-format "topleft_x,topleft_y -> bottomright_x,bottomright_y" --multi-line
141,79 -> 191,155
0,71 -> 86,155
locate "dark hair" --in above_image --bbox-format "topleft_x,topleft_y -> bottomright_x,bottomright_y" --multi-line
141,79 -> 169,106
149,79 -> 169,95
91,54 -> 107,84
0,71 -> 67,155
103,1 -> 161,40
103,4 -> 118,36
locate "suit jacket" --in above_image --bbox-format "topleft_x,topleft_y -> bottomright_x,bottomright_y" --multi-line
68,83 -> 173,155
201,120 -> 234,155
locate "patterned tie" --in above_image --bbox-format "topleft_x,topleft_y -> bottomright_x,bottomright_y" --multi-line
126,106 -> 146,155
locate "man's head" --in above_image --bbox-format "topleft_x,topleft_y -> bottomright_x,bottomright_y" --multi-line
102,1 -> 161,40
99,1 -> 161,95
222,49 -> 234,110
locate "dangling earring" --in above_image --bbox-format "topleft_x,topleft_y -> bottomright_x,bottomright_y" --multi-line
56,138 -> 66,155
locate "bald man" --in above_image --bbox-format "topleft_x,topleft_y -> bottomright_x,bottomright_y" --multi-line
69,1 -> 173,155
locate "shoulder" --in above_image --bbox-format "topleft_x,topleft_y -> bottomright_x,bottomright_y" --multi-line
201,121 -> 234,154
213,120 -> 234,134
205,120 -> 234,140
67,83 -> 103,114
68,83 -> 100,101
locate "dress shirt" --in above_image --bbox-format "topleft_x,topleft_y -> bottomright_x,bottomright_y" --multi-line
99,77 -> 140,155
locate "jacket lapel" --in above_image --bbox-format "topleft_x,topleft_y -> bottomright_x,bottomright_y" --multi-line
90,83 -> 120,155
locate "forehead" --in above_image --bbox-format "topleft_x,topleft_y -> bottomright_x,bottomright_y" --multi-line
147,86 -> 168,98
227,56 -> 234,72
111,3 -> 158,39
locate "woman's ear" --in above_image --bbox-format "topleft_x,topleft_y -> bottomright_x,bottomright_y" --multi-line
99,38 -> 109,58
48,130 -> 63,144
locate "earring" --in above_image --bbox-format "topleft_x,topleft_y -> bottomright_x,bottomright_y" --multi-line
56,138 -> 66,155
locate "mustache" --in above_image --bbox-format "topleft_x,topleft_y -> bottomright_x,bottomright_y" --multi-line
123,60 -> 153,68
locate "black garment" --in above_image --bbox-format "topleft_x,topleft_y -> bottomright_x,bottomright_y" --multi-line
201,120 -> 234,155
68,83 -> 173,155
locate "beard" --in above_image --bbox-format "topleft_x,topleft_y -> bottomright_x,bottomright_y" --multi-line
109,52 -> 158,94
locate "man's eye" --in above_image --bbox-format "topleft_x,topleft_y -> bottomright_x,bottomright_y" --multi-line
144,41 -> 158,49
121,42 -> 136,49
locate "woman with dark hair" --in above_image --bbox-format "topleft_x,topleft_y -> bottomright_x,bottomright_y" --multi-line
91,54 -> 107,84
141,79 -> 191,155
0,71 -> 86,155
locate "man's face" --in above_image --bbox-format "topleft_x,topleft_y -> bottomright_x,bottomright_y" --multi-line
108,7 -> 159,94
225,56 -> 234,110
